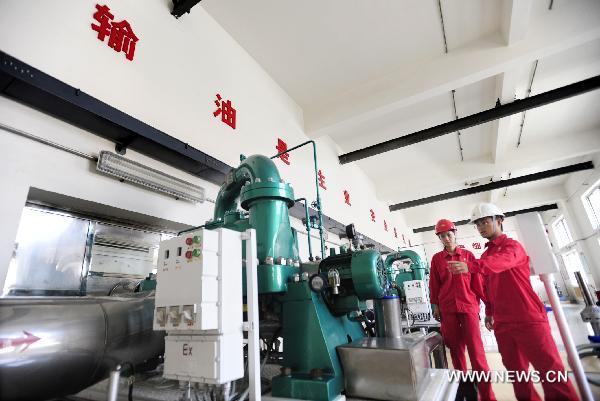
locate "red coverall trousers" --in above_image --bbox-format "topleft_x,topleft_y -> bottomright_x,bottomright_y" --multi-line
495,322 -> 578,401
441,312 -> 495,401
430,247 -> 495,400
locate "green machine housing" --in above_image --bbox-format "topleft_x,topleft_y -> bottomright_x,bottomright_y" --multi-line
204,154 -> 388,401
384,250 -> 429,298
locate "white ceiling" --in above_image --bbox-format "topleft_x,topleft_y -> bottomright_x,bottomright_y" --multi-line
203,0 -> 600,232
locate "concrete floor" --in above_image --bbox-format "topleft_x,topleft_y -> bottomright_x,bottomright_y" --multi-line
448,303 -> 599,401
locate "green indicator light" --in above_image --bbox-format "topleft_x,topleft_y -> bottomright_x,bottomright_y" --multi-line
192,249 -> 202,257
193,236 -> 201,244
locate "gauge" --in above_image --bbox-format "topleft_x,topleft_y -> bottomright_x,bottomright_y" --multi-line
309,274 -> 327,292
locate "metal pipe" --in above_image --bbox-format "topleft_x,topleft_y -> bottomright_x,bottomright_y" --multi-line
0,294 -> 163,401
577,343 -> 600,352
436,1 -> 464,163
436,0 -> 448,53
271,140 -> 326,258
450,90 -> 465,162
294,198 -> 313,260
374,297 -> 403,338
540,273 -> 594,401
575,271 -> 595,306
0,122 -> 97,161
106,365 -> 122,401
516,60 -> 539,147
339,75 -> 600,164
390,161 -> 593,211
574,271 -> 600,336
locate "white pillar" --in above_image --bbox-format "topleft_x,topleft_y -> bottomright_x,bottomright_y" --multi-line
243,229 -> 260,401
0,181 -> 28,291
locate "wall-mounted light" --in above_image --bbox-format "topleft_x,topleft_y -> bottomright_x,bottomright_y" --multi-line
96,151 -> 205,203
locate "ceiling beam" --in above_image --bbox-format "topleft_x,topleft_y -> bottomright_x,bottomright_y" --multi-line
490,69 -> 521,164
389,161 -> 593,211
412,203 -> 558,233
305,0 -> 600,139
501,0 -> 533,46
374,129 -> 600,200
338,75 -> 600,164
493,0 -> 533,162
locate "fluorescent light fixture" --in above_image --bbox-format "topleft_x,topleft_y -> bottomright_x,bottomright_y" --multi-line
96,151 -> 205,203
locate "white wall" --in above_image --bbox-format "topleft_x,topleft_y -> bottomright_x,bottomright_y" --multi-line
0,1 -> 419,286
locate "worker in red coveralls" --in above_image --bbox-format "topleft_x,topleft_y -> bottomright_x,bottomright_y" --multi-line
429,219 -> 496,401
448,203 -> 579,401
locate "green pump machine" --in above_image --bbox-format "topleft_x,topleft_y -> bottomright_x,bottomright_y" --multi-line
384,250 -> 429,298
201,142 -> 390,401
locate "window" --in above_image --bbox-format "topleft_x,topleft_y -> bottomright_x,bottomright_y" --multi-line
583,183 -> 600,230
561,249 -> 584,287
552,216 -> 574,249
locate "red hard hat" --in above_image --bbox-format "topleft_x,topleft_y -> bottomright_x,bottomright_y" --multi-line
435,219 -> 456,235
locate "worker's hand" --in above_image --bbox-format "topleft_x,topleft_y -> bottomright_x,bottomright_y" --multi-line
447,261 -> 469,274
433,306 -> 441,322
484,315 -> 494,331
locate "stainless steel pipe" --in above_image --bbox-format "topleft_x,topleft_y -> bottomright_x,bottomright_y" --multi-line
107,366 -> 122,401
374,296 -> 403,338
0,294 -> 163,401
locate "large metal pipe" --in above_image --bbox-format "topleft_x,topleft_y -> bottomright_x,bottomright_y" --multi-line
0,294 -> 163,401
338,75 -> 600,164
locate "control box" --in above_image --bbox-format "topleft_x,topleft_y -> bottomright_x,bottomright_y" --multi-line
404,280 -> 432,322
515,212 -> 559,275
153,228 -> 243,384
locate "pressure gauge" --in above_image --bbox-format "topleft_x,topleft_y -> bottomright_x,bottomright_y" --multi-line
309,274 -> 327,293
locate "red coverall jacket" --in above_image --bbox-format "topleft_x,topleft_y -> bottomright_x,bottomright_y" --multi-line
468,234 -> 547,324
429,247 -> 485,315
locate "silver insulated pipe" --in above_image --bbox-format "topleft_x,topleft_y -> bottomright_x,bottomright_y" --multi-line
0,293 -> 164,401
374,296 -> 403,338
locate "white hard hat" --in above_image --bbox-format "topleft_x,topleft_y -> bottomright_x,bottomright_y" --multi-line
470,202 -> 504,223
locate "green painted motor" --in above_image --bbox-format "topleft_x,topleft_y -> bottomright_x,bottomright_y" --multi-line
314,249 -> 387,316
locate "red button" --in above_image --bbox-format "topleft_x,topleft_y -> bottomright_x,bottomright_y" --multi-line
185,251 -> 193,259
185,237 -> 193,245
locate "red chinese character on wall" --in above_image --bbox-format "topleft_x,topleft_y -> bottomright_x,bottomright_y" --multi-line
343,190 -> 351,206
458,244 -> 466,249
384,220 -> 388,232
370,209 -> 376,222
394,228 -> 398,238
276,138 -> 290,165
472,242 -> 482,250
318,170 -> 327,190
91,4 -> 138,61
213,94 -> 236,129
